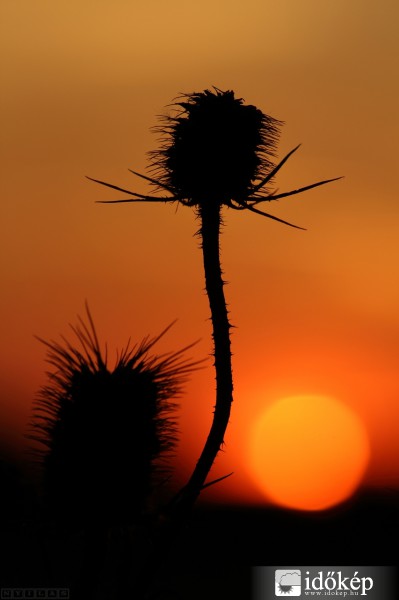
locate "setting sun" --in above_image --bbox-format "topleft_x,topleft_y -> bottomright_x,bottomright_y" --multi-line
247,395 -> 370,511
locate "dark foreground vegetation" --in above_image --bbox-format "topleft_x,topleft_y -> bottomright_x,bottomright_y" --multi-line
1,455 -> 398,598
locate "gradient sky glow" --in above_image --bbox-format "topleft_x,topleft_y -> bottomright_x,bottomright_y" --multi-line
1,0 -> 399,505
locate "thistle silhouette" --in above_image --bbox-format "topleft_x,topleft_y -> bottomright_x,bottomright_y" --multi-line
28,305 -> 198,529
88,87 -> 341,513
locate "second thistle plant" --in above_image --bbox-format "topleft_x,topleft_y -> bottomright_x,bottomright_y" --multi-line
29,306 -> 197,529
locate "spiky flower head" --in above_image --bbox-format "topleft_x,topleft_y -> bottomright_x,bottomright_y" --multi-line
28,307 -> 198,529
150,87 -> 282,206
88,87 -> 341,228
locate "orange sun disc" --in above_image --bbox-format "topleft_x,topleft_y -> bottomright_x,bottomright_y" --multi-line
247,394 -> 370,511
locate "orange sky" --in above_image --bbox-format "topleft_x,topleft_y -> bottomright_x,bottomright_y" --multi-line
1,0 -> 399,506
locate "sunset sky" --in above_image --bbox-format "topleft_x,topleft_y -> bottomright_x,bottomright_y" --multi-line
1,0 -> 399,507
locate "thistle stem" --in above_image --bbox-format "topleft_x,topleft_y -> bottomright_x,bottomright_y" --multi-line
174,201 -> 234,510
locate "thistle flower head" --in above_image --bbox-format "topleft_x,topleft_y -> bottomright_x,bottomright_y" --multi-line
88,87 -> 341,229
150,87 -> 282,206
28,307 -> 198,528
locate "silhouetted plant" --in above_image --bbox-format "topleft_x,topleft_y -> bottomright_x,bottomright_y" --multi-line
88,87 -> 341,514
28,305 -> 198,530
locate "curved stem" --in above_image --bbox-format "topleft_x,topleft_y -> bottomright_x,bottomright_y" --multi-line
133,202 -> 233,595
172,201 -> 234,512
